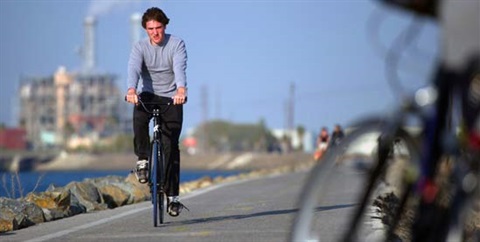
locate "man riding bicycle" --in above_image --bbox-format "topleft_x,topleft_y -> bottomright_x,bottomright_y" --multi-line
125,7 -> 188,217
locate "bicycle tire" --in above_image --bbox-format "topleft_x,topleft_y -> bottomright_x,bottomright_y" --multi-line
158,142 -> 165,224
151,141 -> 160,227
290,117 -> 421,242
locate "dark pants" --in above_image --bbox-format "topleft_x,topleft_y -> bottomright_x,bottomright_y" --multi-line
133,92 -> 183,196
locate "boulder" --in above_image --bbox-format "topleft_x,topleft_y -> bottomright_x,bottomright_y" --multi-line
41,186 -> 87,217
97,184 -> 130,208
0,209 -> 19,232
0,197 -> 44,231
23,190 -> 84,221
24,192 -> 64,222
56,188 -> 86,216
24,192 -> 57,209
85,175 -> 131,208
40,207 -> 66,222
123,173 -> 150,203
64,181 -> 107,212
197,176 -> 213,189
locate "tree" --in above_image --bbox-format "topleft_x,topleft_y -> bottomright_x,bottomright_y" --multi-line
193,119 -> 279,153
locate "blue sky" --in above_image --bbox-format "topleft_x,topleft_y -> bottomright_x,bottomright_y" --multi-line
0,0 -> 439,134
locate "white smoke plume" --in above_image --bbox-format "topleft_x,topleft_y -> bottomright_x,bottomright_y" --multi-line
87,0 -> 145,17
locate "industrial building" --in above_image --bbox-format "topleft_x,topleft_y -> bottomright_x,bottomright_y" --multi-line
18,67 -> 121,149
17,15 -> 128,150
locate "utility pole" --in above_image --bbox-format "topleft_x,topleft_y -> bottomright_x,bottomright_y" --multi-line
200,84 -> 209,153
288,82 -> 295,132
201,84 -> 209,124
283,82 -> 295,153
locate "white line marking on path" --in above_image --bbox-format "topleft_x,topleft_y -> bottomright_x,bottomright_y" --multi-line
25,206 -> 149,242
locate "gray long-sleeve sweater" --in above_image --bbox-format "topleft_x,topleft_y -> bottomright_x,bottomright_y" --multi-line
127,34 -> 187,97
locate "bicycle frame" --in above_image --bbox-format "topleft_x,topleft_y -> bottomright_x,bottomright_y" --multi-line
150,105 -> 165,226
410,65 -> 479,241
136,97 -> 173,226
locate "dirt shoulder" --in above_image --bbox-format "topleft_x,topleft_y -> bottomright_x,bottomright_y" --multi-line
36,151 -> 315,172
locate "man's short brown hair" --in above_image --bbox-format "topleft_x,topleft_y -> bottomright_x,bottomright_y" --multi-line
142,7 -> 170,29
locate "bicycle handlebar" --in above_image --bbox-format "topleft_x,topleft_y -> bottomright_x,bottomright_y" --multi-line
124,95 -> 187,114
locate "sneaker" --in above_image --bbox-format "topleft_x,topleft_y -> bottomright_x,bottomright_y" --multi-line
135,160 -> 148,184
167,197 -> 189,217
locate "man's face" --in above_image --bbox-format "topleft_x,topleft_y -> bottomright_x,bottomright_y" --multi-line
145,20 -> 165,45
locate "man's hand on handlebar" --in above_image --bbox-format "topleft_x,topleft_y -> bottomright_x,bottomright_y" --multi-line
126,88 -> 139,105
172,87 -> 187,105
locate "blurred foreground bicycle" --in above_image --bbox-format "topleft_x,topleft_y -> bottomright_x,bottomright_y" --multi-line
290,0 -> 479,241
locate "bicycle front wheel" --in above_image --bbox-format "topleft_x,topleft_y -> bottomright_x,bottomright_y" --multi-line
158,142 -> 166,225
290,117 -> 421,242
151,141 -> 160,227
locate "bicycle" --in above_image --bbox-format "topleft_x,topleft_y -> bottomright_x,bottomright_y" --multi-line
127,96 -> 173,226
290,1 -> 479,241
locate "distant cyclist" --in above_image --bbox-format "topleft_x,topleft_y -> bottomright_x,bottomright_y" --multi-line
330,124 -> 345,147
314,127 -> 330,161
125,7 -> 188,217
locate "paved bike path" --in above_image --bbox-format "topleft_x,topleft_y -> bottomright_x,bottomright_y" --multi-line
1,170 -> 356,242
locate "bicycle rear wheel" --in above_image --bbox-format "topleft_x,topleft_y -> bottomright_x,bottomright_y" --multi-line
290,118 -> 421,242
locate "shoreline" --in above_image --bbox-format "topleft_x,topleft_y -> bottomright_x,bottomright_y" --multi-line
34,151 -> 313,172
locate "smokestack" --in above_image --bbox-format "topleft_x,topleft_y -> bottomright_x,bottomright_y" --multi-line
84,15 -> 96,72
130,12 -> 142,46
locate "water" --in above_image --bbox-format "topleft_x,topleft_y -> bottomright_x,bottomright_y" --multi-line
0,169 -> 242,199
